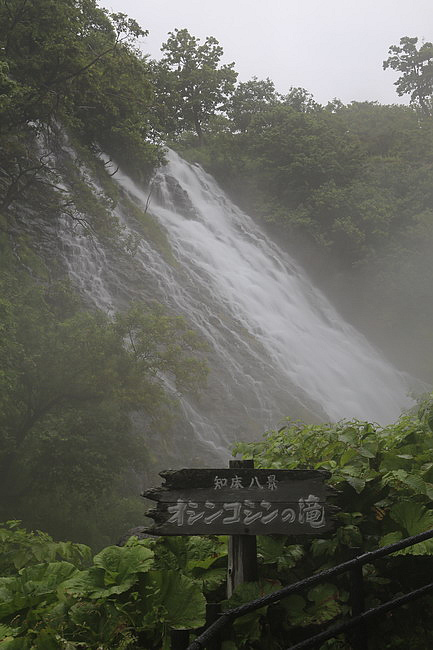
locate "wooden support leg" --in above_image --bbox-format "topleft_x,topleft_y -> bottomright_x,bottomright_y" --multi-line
227,459 -> 259,598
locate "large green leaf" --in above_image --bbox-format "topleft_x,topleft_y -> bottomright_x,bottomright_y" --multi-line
390,501 -> 433,536
58,569 -> 101,599
224,579 -> 281,611
257,536 -> 304,571
61,543 -> 155,599
32,628 -> 63,650
67,599 -> 130,646
345,475 -> 366,493
0,639 -> 29,649
379,531 -> 403,547
18,561 -> 78,588
145,570 -> 206,630
306,583 -> 346,624
280,594 -> 310,626
257,536 -> 286,564
386,501 -> 433,555
198,567 -> 227,592
0,624 -> 19,641
0,562 -> 78,617
93,544 -> 154,585
223,580 -> 282,644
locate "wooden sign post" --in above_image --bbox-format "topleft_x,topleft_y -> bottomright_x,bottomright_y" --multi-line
227,459 -> 258,597
143,461 -> 336,597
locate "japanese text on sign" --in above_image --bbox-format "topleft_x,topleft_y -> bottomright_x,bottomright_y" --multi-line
214,474 -> 278,490
167,494 -> 325,529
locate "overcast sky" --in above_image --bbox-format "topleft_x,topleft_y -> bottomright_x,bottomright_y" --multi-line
105,0 -> 432,106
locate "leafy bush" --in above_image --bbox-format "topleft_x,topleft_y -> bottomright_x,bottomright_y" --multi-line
0,258 -> 208,545
231,394 -> 433,648
3,398 -> 433,648
0,522 -> 229,649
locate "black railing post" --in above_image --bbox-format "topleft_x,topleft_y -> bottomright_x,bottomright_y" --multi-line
171,629 -> 190,650
347,549 -> 368,650
188,527 -> 433,650
206,603 -> 222,650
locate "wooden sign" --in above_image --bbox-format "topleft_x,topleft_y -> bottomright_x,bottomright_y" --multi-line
143,468 -> 337,536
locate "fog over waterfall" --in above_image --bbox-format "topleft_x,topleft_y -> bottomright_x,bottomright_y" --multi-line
59,149 -> 415,461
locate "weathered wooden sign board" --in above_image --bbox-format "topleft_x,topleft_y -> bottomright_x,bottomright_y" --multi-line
143,467 -> 337,536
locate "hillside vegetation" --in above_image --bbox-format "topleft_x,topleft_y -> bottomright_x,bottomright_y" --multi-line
3,402 -> 433,648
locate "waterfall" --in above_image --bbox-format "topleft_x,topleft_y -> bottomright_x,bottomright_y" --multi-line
58,147 -> 415,461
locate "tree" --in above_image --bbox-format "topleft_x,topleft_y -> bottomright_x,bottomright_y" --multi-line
0,0 -> 147,126
226,76 -> 279,132
383,36 -> 433,116
0,266 -> 208,543
155,28 -> 237,144
282,86 -> 322,113
0,0 -> 162,213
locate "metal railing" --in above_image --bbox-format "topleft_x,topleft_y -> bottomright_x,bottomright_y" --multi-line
182,527 -> 433,650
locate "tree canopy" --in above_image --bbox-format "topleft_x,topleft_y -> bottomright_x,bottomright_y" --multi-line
226,76 -> 279,132
0,249 -> 207,543
153,28 -> 237,144
383,36 -> 433,116
0,0 -> 162,215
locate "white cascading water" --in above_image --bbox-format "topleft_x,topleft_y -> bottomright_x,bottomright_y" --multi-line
58,148 -> 415,460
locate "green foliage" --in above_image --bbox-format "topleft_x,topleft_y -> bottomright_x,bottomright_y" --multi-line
0,560 -> 78,618
380,501 -> 433,555
384,36 -> 433,116
223,580 -> 282,646
281,582 -> 349,627
0,521 -> 91,576
149,534 -> 228,600
3,401 -> 433,648
0,526 -> 207,649
0,257 -> 207,544
178,72 -> 433,378
231,397 -> 433,647
257,536 -> 304,571
143,570 -> 206,631
234,406 -> 433,523
185,87 -> 433,296
154,28 -> 237,144
226,76 -> 279,132
60,543 -> 155,599
0,0 -> 162,213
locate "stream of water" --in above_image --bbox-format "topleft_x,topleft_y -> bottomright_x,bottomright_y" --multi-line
58,148 -> 415,460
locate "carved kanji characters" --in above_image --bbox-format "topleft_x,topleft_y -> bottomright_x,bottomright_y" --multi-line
249,475 -> 263,489
214,475 -> 228,489
298,494 -> 325,528
230,475 -> 244,489
266,474 -> 278,490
